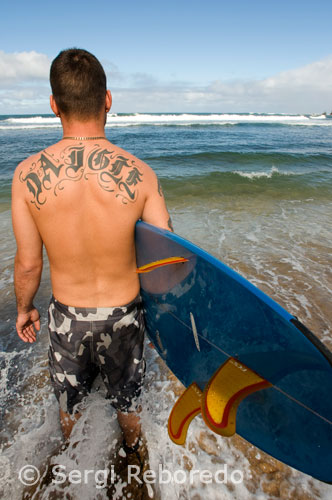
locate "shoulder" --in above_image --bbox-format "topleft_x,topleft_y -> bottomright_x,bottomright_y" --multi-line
12,148 -> 54,207
12,151 -> 42,189
13,141 -> 63,183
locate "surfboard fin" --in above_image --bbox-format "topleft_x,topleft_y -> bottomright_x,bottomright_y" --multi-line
168,358 -> 271,444
201,358 -> 272,437
136,256 -> 189,273
168,383 -> 202,445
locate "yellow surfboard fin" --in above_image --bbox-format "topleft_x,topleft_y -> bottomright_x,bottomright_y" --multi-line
201,358 -> 272,437
136,256 -> 189,274
168,383 -> 202,445
168,358 -> 271,444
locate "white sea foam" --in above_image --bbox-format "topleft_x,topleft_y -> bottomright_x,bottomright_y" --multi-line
3,340 -> 331,499
234,166 -> 289,179
309,114 -> 328,120
1,112 -> 332,130
104,113 -> 317,127
0,115 -> 61,130
7,116 -> 60,124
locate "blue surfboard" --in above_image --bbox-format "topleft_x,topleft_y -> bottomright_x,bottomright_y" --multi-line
135,221 -> 332,483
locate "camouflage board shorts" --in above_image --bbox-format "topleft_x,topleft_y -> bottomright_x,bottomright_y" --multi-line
48,294 -> 145,414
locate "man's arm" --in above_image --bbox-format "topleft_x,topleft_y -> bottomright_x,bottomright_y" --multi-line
12,167 -> 43,343
141,170 -> 173,232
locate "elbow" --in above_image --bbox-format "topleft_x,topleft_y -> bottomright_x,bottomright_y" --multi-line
15,255 -> 43,275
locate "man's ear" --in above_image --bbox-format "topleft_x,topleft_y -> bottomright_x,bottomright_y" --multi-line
105,90 -> 112,113
50,95 -> 60,117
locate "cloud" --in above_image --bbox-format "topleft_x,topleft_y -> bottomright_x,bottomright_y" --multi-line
0,85 -> 50,112
101,60 -> 126,86
217,55 -> 332,111
0,50 -> 332,113
0,51 -> 51,112
0,50 -> 50,83
111,56 -> 332,113
263,56 -> 332,90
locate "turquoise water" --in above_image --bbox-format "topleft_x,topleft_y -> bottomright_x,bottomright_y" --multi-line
0,113 -> 331,499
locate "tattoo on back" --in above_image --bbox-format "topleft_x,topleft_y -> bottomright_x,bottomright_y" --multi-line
20,145 -> 144,209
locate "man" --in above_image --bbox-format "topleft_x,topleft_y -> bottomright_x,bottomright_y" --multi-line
12,49 -> 172,454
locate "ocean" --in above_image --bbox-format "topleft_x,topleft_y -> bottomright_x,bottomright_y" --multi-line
0,113 -> 331,499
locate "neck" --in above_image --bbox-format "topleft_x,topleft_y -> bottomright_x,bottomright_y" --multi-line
60,115 -> 106,139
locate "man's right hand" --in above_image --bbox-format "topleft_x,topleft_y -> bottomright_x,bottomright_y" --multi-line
16,308 -> 40,343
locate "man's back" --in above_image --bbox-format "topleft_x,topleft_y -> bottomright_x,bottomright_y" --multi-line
13,138 -> 170,307
12,47 -> 172,446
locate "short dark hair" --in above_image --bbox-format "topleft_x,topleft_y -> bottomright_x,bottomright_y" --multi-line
50,48 -> 107,120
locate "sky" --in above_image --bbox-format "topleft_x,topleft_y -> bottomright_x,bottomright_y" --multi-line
1,0 -> 332,114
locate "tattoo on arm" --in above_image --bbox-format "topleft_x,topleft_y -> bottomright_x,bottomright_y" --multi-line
157,178 -> 163,197
20,145 -> 144,209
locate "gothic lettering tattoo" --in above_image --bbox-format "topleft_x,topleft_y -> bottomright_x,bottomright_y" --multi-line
20,145 -> 144,209
168,217 -> 174,232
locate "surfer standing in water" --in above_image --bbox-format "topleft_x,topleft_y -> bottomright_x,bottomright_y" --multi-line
12,48 -> 172,468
